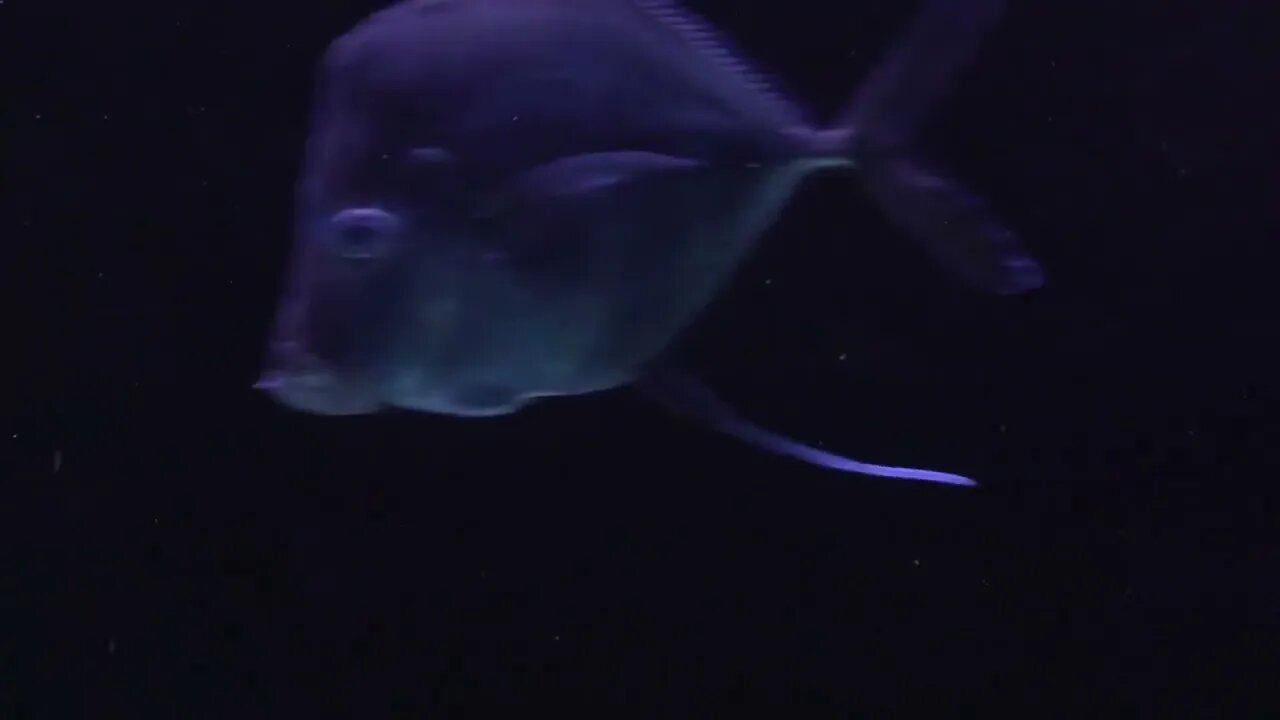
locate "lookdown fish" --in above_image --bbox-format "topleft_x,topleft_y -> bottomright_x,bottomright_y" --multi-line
256,0 -> 1043,486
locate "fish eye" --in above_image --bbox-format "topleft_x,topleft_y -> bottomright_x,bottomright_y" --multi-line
329,207 -> 401,259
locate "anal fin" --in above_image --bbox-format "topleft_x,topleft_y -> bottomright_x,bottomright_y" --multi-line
638,370 -> 976,487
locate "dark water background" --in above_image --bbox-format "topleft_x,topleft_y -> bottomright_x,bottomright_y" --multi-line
5,0 -> 1278,715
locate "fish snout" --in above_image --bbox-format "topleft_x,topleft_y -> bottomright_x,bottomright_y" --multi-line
254,344 -> 381,415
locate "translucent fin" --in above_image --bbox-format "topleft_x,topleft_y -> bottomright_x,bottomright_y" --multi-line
834,0 -> 1041,294
511,151 -> 704,198
639,370 -> 976,487
631,0 -> 810,128
857,154 -> 1043,294
843,0 -> 1008,150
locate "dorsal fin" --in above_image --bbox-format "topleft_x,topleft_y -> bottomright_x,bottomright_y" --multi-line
630,0 -> 810,128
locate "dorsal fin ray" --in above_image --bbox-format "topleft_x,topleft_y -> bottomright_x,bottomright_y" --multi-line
630,0 -> 811,129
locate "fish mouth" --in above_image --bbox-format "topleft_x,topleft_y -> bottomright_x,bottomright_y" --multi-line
254,345 -> 381,416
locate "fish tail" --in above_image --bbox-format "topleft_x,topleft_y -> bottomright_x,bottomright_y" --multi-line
834,0 -> 1044,295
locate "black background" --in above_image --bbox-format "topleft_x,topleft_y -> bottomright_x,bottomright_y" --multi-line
6,0 -> 1279,715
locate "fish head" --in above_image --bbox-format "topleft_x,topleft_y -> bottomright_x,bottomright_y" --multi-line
256,103 -> 465,416
255,4 -> 508,415
255,6 -> 559,416
257,200 -> 424,415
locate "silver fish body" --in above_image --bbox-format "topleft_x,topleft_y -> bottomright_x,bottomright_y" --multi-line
259,0 -> 1042,485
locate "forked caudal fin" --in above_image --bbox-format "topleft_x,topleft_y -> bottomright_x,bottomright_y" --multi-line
838,0 -> 1044,295
638,370 -> 976,487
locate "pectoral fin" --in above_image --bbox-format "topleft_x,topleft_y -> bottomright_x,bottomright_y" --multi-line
638,369 -> 976,486
512,151 -> 705,198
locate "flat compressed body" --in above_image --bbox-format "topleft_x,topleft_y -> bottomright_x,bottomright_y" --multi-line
270,0 -> 833,415
258,0 -> 1041,486
381,157 -> 842,416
